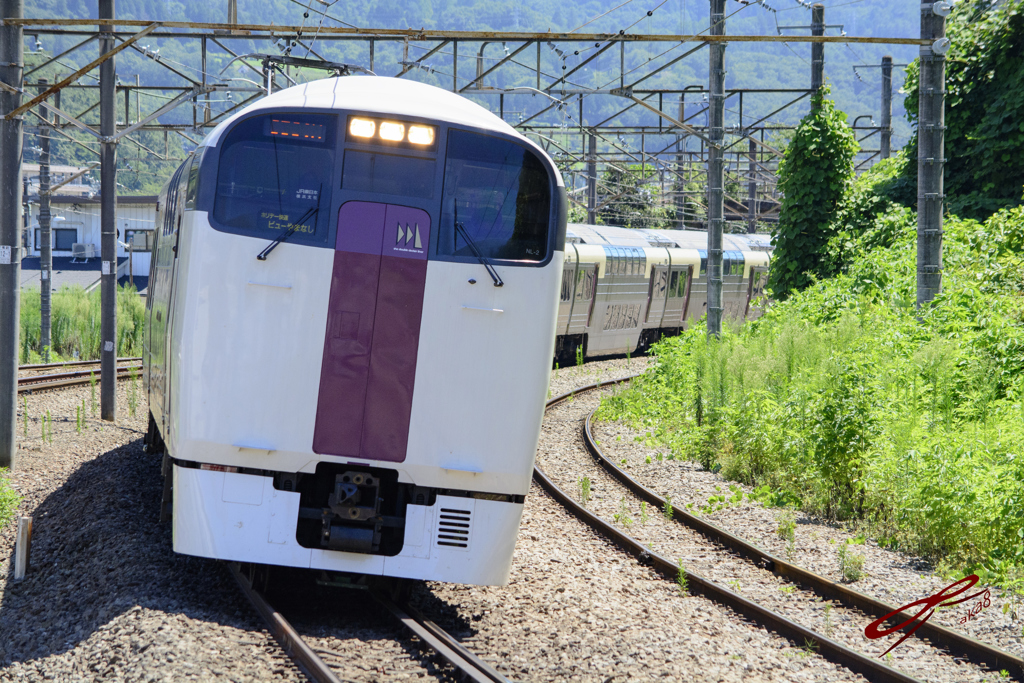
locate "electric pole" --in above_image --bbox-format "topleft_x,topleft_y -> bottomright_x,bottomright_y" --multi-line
100,0 -> 118,421
918,3 -> 948,307
880,55 -> 893,160
707,0 -> 726,338
0,0 -> 24,468
38,79 -> 52,361
586,132 -> 597,224
747,139 -> 756,234
811,4 -> 824,91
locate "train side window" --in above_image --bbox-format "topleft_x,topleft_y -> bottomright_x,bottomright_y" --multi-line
211,112 -> 336,245
560,267 -> 575,302
184,148 -> 204,211
438,129 -> 552,263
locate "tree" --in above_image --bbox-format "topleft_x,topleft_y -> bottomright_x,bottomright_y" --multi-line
596,165 -> 673,229
900,0 -> 1024,219
768,87 -> 858,300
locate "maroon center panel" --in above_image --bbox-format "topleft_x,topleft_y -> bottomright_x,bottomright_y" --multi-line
313,201 -> 431,463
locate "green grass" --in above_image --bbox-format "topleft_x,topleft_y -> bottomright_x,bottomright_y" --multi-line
597,202 -> 1024,591
0,469 -> 20,528
20,284 -> 146,363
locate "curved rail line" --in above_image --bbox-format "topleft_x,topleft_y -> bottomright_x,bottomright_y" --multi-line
17,364 -> 143,393
229,563 -> 509,683
534,376 -> 1024,683
580,398 -> 1024,681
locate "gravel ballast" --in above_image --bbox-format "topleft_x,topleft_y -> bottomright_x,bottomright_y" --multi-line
0,383 -> 304,682
3,358 -> 1006,682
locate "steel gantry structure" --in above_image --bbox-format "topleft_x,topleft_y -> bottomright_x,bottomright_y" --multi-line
0,2 -> 940,467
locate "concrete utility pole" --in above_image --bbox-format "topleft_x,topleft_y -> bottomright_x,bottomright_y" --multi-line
811,4 -> 825,91
706,0 -> 726,338
38,80 -> 52,361
100,0 -> 118,421
675,97 -> 686,229
880,55 -> 893,160
747,139 -> 756,234
0,0 -> 23,468
918,3 -> 948,307
586,132 -> 597,224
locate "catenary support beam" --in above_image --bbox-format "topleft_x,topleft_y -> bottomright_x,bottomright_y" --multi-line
100,0 -> 117,421
0,0 -> 23,468
917,4 -> 946,307
706,0 -> 726,338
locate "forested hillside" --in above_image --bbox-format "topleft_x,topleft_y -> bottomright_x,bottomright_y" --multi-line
24,0 -> 920,194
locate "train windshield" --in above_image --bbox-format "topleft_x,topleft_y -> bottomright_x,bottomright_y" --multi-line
438,130 -> 551,263
211,113 -> 337,244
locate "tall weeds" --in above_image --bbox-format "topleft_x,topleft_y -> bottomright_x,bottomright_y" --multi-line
20,285 -> 145,362
598,205 -> 1024,588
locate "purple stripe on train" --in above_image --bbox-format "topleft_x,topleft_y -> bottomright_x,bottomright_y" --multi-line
313,201 -> 431,463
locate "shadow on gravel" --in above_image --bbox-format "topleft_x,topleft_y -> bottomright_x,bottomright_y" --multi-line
0,440 -> 262,666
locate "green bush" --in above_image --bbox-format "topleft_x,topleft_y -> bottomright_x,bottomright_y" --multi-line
20,284 -> 147,362
768,87 -> 859,300
598,203 -> 1024,586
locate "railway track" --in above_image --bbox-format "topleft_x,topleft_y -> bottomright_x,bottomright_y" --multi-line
17,363 -> 143,393
536,376 -> 1024,683
19,356 -> 141,373
229,563 -> 509,683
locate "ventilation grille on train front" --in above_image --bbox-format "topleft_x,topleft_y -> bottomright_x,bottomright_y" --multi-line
436,508 -> 472,549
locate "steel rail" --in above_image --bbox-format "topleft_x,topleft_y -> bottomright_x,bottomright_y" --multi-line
228,563 -> 345,683
230,566 -> 509,683
19,357 -> 141,372
580,402 -> 1024,681
17,364 -> 142,392
371,591 -> 510,683
537,377 -> 925,683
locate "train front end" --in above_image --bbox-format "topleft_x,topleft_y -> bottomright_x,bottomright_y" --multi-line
147,78 -> 566,586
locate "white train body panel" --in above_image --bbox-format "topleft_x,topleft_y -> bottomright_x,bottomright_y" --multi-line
147,76 -> 566,586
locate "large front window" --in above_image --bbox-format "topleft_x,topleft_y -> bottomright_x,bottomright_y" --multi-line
212,113 -> 337,243
438,129 -> 552,263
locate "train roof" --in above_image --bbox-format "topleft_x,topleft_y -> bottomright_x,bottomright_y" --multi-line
202,76 -> 532,153
566,224 -> 774,252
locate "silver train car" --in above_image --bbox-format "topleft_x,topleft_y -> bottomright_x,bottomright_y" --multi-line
554,224 -> 772,363
144,76 -> 567,586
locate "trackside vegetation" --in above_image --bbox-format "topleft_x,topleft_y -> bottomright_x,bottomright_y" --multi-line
0,469 -> 20,528
19,285 -> 147,363
598,166 -> 1024,587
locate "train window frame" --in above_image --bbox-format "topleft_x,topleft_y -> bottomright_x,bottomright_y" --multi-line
436,128 -> 558,268
208,111 -> 339,247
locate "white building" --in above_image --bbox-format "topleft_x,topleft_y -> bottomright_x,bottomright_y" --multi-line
25,194 -> 155,278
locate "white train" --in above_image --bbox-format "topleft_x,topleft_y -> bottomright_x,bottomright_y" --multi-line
553,225 -> 772,364
144,76 -> 567,586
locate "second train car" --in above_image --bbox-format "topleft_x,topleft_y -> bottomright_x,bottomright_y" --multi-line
553,224 -> 772,363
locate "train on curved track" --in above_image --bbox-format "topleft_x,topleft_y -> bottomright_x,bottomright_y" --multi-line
144,75 -> 772,588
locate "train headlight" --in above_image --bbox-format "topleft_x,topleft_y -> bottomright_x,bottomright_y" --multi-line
379,121 -> 406,142
349,118 -> 376,138
408,125 -> 436,145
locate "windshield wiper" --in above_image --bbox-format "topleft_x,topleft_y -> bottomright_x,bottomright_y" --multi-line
454,202 -> 503,287
256,183 -> 322,261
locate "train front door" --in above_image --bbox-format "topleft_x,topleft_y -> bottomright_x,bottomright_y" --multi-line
314,201 -> 432,462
